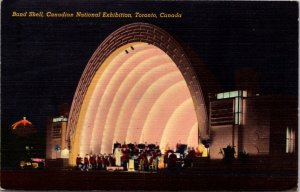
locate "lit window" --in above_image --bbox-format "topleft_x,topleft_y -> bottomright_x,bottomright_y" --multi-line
234,97 -> 242,125
216,90 -> 244,124
53,116 -> 68,122
235,98 -> 239,113
217,93 -> 223,99
238,90 -> 242,97
223,92 -> 229,98
286,127 -> 295,153
230,91 -> 238,97
235,113 -> 239,124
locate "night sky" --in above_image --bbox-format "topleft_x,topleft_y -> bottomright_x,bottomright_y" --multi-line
2,1 -> 298,132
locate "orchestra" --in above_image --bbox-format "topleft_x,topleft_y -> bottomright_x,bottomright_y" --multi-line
75,141 -> 203,172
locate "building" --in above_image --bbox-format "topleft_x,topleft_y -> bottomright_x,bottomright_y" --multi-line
46,115 -> 68,159
46,103 -> 71,160
209,90 -> 297,160
44,23 -> 297,167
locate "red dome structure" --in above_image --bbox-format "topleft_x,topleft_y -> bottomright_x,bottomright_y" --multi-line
11,117 -> 37,137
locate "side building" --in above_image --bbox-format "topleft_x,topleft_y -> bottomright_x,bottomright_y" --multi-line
45,104 -> 71,168
209,90 -> 297,167
46,115 -> 69,159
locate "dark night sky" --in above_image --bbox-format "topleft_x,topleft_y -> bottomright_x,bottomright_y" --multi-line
1,1 -> 298,132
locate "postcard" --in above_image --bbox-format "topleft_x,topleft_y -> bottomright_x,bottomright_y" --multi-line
1,0 -> 298,191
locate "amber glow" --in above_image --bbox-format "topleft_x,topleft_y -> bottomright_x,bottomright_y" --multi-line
70,42 -> 203,164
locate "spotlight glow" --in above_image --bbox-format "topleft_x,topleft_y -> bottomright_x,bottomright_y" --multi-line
74,42 -> 200,156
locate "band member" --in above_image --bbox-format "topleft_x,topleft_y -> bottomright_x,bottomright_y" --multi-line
143,154 -> 149,171
176,141 -> 181,153
96,154 -> 102,170
113,141 -> 121,154
108,154 -> 115,166
103,155 -> 109,169
121,141 -> 127,149
121,141 -> 128,155
168,152 -> 177,169
133,144 -> 139,156
138,153 -> 145,171
155,142 -> 160,150
149,155 -> 155,171
121,153 -> 128,170
89,155 -> 96,170
76,154 -> 82,170
83,154 -> 89,171
195,147 -> 202,157
184,147 -> 196,168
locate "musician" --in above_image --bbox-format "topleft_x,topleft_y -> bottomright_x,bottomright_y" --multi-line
195,147 -> 202,157
121,141 -> 128,155
108,154 -> 115,166
133,144 -> 139,156
103,155 -> 109,170
149,153 -> 156,171
184,147 -> 196,168
121,153 -> 129,170
96,154 -> 102,170
168,152 -> 177,169
176,141 -> 182,153
143,154 -> 149,171
83,154 -> 89,171
90,155 -> 97,170
121,141 -> 127,149
164,148 -> 173,168
76,154 -> 82,170
113,141 -> 121,154
155,142 -> 160,150
156,149 -> 162,156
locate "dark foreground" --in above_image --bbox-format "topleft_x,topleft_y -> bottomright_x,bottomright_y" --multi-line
1,167 -> 297,191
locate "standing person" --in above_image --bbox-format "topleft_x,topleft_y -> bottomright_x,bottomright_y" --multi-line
83,154 -> 89,171
104,155 -> 110,169
121,141 -> 127,149
176,141 -> 181,153
96,154 -> 102,170
76,154 -> 82,170
113,141 -> 121,155
100,155 -> 105,170
121,153 -> 129,171
89,155 -> 96,170
108,154 -> 115,166
133,144 -> 139,156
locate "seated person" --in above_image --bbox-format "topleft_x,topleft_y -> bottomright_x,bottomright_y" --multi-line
168,153 -> 177,169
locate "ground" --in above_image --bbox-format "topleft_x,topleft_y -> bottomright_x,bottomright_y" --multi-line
1,166 -> 297,190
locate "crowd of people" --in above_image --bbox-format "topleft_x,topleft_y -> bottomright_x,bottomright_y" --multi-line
75,141 -> 203,171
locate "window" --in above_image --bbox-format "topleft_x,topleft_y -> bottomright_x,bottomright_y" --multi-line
52,124 -> 62,138
217,93 -> 223,99
229,91 -> 238,97
216,90 -> 245,125
53,116 -> 68,123
286,127 -> 295,153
